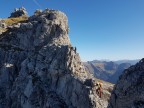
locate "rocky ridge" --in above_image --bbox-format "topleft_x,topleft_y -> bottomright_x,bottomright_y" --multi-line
0,8 -> 113,108
108,58 -> 144,108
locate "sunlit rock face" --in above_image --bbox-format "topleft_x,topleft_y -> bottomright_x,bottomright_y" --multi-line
108,58 -> 144,108
0,8 -> 113,108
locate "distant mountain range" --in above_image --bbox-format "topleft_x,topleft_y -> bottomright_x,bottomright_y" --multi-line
113,59 -> 139,65
84,59 -> 139,84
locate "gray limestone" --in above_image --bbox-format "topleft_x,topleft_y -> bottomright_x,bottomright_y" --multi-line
0,8 -> 113,108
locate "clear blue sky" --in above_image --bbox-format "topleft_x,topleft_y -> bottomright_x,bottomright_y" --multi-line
0,0 -> 144,61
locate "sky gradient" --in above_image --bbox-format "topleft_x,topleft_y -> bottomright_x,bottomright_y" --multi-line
0,0 -> 144,61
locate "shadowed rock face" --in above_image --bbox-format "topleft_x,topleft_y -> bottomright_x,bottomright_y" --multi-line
0,8 -> 113,108
108,58 -> 144,108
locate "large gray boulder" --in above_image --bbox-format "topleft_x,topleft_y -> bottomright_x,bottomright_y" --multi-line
108,58 -> 144,108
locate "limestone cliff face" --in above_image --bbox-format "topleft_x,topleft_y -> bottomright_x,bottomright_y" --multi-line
0,8 -> 112,108
108,59 -> 144,108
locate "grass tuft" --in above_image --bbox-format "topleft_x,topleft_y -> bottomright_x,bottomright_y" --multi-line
0,16 -> 28,34
2,16 -> 28,26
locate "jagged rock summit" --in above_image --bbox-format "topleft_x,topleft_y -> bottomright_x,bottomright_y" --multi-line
0,8 -> 113,108
9,7 -> 28,18
109,58 -> 144,108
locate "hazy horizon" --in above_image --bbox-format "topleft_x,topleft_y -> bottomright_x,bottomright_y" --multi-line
0,0 -> 144,61
83,58 -> 140,62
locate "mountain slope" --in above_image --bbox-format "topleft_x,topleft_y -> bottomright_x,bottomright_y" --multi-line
108,58 -> 144,108
108,63 -> 132,83
84,61 -> 131,84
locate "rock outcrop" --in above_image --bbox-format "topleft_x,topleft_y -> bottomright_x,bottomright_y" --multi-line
9,7 -> 28,18
0,8 -> 28,35
0,8 -> 113,108
0,20 -> 7,35
108,58 -> 144,108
